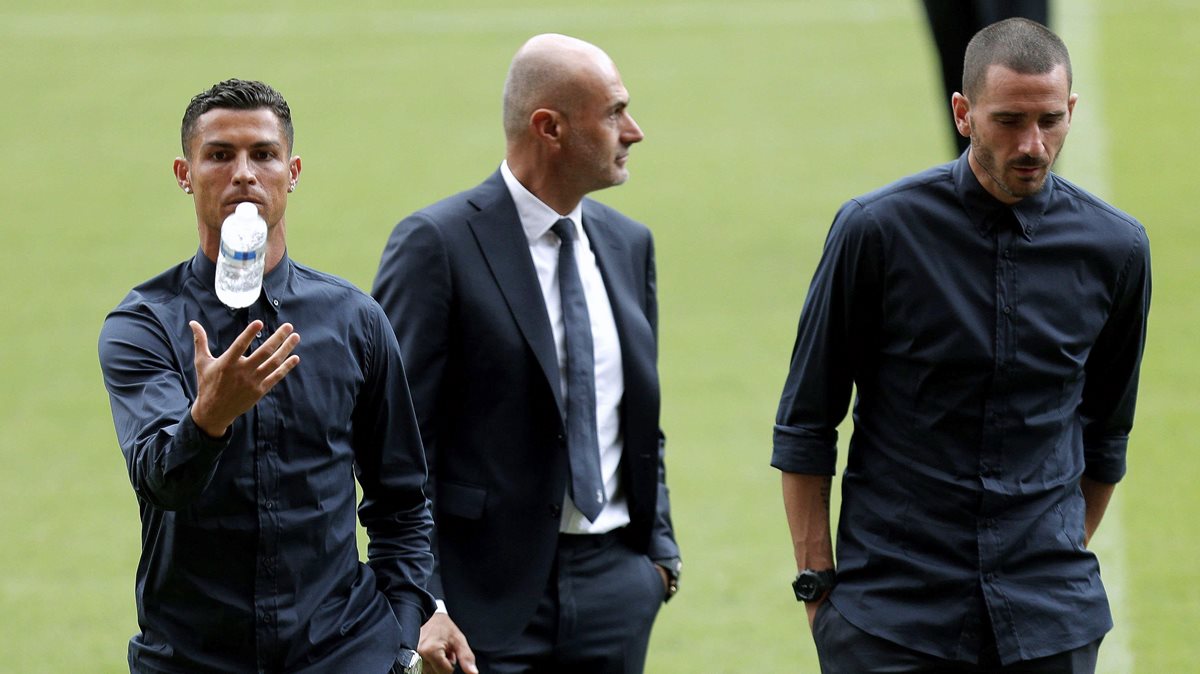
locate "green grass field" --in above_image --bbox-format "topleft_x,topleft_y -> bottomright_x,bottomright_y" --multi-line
2,1 -> 1197,671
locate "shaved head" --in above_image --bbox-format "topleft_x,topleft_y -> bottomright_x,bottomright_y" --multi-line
963,18 -> 1071,100
500,33 -> 643,212
502,34 -> 617,140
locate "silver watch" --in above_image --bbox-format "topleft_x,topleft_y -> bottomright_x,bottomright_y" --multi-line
396,648 -> 422,674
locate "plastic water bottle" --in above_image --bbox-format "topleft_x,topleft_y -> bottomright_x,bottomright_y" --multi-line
215,202 -> 267,309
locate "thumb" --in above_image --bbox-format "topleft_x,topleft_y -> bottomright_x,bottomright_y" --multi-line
189,320 -> 212,363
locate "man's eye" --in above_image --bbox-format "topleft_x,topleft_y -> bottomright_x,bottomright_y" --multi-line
211,151 -> 228,160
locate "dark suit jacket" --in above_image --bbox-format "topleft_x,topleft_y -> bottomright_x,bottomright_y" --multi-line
372,171 -> 679,650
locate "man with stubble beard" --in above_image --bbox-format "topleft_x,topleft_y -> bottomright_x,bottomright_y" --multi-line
773,18 -> 1150,673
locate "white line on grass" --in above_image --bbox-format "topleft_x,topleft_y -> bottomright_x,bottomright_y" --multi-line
1055,2 -> 1134,672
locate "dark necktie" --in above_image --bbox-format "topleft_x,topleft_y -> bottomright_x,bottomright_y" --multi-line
551,218 -> 606,522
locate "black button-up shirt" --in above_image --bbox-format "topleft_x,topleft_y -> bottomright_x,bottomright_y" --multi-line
773,153 -> 1150,665
100,250 -> 435,673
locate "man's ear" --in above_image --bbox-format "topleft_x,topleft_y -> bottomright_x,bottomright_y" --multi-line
951,92 -> 971,139
289,156 -> 302,191
530,108 -> 564,148
173,157 -> 192,194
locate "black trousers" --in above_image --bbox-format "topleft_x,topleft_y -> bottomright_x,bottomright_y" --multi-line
813,601 -> 1100,673
470,531 -> 665,674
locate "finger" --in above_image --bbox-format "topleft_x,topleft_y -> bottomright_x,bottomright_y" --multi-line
457,644 -> 479,674
248,323 -> 297,366
259,354 -> 301,393
256,332 -> 301,377
420,650 -> 456,674
225,320 -> 264,361
189,321 -> 213,364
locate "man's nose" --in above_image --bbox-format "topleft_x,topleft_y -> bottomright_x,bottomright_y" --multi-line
232,153 -> 258,185
1016,124 -> 1045,157
622,112 -> 645,145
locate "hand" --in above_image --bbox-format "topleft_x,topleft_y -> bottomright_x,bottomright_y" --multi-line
418,613 -> 477,674
1080,476 -> 1115,547
654,563 -> 670,596
189,320 -> 300,437
806,599 -> 824,631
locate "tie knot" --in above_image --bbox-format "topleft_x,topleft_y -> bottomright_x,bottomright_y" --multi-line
552,218 -> 576,244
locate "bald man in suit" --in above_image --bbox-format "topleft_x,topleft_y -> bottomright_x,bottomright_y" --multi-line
372,34 -> 681,674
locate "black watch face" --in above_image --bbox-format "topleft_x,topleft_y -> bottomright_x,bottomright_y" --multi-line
795,575 -> 819,600
793,570 -> 832,601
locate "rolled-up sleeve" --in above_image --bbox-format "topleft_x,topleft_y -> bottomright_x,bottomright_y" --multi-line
1079,224 -> 1152,484
772,200 -> 882,475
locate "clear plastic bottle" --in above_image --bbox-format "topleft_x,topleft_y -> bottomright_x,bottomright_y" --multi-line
215,202 -> 267,309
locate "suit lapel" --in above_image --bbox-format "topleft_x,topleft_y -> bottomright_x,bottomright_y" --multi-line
582,201 -> 632,338
582,202 -> 651,400
466,173 -> 565,415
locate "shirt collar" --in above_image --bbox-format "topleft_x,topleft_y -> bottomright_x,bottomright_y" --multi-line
500,160 -> 585,243
189,247 -> 290,315
952,149 -> 1054,241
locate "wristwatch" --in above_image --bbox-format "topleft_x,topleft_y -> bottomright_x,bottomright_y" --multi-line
791,568 -> 836,603
396,648 -> 422,674
657,557 -> 683,602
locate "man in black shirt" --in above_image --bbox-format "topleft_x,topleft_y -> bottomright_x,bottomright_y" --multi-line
99,79 -> 433,673
773,19 -> 1150,673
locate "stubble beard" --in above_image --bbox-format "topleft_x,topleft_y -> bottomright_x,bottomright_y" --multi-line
970,134 -> 1048,201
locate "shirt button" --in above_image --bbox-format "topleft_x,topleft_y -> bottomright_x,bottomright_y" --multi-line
1003,305 -> 1013,315
261,613 -> 272,624
256,331 -> 264,338
549,504 -> 562,519
273,299 -> 280,307
265,500 -> 274,509
985,572 -> 997,582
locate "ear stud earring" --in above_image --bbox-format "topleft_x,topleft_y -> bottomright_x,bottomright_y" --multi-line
182,185 -> 192,194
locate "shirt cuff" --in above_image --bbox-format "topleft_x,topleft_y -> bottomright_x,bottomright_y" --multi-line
393,601 -> 426,648
165,411 -> 232,474
771,424 -> 838,475
1083,437 -> 1128,484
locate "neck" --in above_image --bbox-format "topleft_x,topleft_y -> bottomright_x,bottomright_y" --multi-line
966,148 -> 1021,205
507,153 -> 583,215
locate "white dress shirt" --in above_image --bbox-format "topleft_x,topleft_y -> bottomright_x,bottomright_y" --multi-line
500,160 -> 630,534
